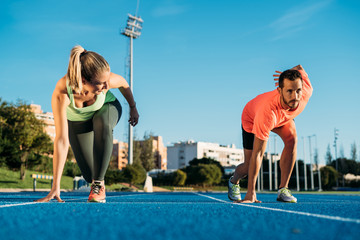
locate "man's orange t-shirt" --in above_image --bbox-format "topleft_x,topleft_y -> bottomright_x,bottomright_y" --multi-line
241,69 -> 313,140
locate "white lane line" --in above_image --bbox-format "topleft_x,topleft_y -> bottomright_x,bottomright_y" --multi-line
0,193 -> 147,207
0,202 -> 38,208
88,202 -> 218,205
66,193 -> 147,201
194,193 -> 360,224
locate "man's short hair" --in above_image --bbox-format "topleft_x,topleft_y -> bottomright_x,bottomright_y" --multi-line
279,70 -> 302,88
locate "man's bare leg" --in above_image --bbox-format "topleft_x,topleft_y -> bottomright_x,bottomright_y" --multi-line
231,149 -> 252,184
272,121 -> 297,189
241,137 -> 267,203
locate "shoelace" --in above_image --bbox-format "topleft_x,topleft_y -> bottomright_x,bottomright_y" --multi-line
91,183 -> 102,195
231,184 -> 240,194
281,188 -> 292,197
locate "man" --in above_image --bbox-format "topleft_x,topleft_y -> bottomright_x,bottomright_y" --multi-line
228,65 -> 313,203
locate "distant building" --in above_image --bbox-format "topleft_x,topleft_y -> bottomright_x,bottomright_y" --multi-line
137,136 -> 167,170
167,140 -> 244,169
112,140 -> 128,170
152,136 -> 167,170
111,136 -> 167,170
30,104 -> 55,141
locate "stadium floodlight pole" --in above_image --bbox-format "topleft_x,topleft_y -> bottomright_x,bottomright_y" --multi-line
268,141 -> 272,191
334,128 -> 339,187
312,134 -> 322,191
308,136 -> 315,190
295,156 -> 300,192
302,137 -> 308,191
273,135 -> 278,190
121,13 -> 143,165
295,135 -> 300,191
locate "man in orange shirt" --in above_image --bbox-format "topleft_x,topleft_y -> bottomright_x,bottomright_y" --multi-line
228,65 -> 313,203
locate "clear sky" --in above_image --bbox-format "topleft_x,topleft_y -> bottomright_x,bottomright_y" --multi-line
1,0 -> 360,165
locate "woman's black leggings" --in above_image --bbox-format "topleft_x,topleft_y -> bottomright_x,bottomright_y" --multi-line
68,99 -> 122,183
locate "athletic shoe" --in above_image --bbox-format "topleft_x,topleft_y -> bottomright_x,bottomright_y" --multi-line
228,176 -> 241,201
88,181 -> 106,203
277,188 -> 297,203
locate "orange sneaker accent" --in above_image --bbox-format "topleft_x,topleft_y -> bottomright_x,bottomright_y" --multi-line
88,182 -> 106,203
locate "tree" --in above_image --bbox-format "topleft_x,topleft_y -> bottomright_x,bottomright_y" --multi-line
139,133 -> 155,171
320,166 -> 338,190
188,157 -> 225,174
133,139 -> 142,166
133,133 -> 155,171
0,99 -> 52,180
339,145 -> 345,158
325,144 -> 332,165
351,142 -> 357,161
0,135 -> 20,168
314,148 -> 319,167
330,158 -> 360,175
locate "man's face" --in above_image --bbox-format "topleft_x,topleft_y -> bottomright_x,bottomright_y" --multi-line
278,78 -> 303,110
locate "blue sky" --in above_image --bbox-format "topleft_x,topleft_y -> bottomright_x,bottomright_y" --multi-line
1,0 -> 360,164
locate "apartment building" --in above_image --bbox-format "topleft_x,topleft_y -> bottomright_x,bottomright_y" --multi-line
30,104 -> 55,141
112,140 -> 128,170
152,136 -> 167,170
111,136 -> 167,170
167,140 -> 244,169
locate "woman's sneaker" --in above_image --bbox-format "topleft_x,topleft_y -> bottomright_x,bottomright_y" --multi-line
228,176 -> 241,201
277,188 -> 297,203
88,181 -> 106,203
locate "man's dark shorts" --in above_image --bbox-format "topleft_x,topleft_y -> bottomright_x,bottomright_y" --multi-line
242,126 -> 254,150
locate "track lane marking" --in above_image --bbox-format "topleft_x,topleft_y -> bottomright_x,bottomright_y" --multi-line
0,193 -> 145,207
194,193 -> 360,224
0,202 -> 38,208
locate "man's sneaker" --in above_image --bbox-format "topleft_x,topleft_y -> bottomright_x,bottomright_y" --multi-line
88,181 -> 106,203
228,176 -> 241,201
277,188 -> 297,203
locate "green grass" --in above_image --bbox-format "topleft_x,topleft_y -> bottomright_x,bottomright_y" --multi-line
106,183 -> 133,192
0,167 -> 141,192
2,167 -> 358,195
155,185 -> 241,192
0,167 -> 73,190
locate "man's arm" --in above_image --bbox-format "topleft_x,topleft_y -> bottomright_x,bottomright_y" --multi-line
293,65 -> 313,97
241,137 -> 267,203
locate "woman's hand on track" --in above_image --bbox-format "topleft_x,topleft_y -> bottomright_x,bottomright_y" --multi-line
34,188 -> 64,203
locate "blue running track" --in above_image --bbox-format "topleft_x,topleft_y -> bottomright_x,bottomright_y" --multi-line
0,191 -> 359,240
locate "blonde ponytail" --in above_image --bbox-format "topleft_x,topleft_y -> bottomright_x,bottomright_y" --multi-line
66,45 -> 110,94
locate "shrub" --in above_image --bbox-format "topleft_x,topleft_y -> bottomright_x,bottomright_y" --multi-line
122,163 -> 146,185
321,166 -> 339,190
172,169 -> 187,186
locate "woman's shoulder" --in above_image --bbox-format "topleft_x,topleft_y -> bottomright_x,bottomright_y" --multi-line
52,76 -> 70,106
109,72 -> 127,89
54,76 -> 69,95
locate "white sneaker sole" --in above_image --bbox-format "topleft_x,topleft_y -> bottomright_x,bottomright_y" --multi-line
228,194 -> 241,201
87,198 -> 106,203
276,197 -> 296,203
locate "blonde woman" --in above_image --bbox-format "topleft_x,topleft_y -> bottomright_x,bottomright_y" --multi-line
36,46 -> 139,203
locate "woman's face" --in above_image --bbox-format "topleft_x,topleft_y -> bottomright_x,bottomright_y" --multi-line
83,71 -> 110,95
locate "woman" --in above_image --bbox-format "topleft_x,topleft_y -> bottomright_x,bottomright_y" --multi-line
36,45 -> 139,203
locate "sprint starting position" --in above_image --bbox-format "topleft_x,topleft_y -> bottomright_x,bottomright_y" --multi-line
228,65 -> 313,203
36,45 -> 139,203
